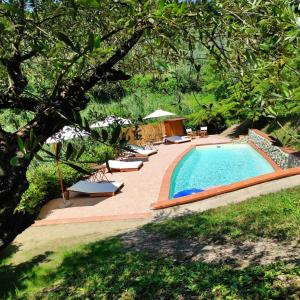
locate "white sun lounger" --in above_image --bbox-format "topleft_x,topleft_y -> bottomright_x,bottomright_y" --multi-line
107,160 -> 143,172
165,136 -> 191,144
127,145 -> 157,156
65,180 -> 124,199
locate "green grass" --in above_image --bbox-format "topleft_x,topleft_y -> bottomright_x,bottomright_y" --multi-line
2,239 -> 300,299
146,187 -> 300,242
0,187 -> 299,299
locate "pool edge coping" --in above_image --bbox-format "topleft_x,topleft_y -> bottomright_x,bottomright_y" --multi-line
152,141 -> 300,210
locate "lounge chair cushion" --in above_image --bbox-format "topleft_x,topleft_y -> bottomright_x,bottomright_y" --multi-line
136,148 -> 157,156
67,180 -> 123,194
127,145 -> 157,156
128,145 -> 157,156
166,136 -> 191,144
108,160 -> 143,170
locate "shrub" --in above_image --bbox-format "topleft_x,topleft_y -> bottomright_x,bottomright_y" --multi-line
84,144 -> 114,163
18,162 -> 89,215
18,142 -> 114,215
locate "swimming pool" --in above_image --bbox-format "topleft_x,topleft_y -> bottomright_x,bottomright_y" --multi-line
170,144 -> 275,199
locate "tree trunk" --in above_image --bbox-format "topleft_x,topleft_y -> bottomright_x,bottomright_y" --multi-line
0,103 -> 75,249
0,133 -> 34,250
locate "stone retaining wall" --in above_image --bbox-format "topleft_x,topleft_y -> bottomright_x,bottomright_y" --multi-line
248,129 -> 300,169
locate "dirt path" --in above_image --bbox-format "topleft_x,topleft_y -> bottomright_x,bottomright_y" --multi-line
7,218 -> 150,264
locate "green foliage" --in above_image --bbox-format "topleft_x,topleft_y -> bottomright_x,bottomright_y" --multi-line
18,163 -> 85,214
125,67 -> 201,96
146,186 -> 300,242
0,109 -> 34,132
80,142 -> 114,162
264,117 -> 300,150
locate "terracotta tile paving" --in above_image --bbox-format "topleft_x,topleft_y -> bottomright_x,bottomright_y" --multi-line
36,135 -> 231,225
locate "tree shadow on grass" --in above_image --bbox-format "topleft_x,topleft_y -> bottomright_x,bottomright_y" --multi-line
1,232 -> 299,299
121,227 -> 300,268
0,244 -> 19,263
0,250 -> 53,298
19,237 -> 300,300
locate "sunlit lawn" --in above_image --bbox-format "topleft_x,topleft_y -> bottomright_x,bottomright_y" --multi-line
145,186 -> 300,242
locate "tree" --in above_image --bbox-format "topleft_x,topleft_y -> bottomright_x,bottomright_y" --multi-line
0,0 -> 206,249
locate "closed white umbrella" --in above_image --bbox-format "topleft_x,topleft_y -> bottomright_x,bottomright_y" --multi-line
143,109 -> 175,120
46,125 -> 90,208
91,116 -> 132,128
46,126 -> 90,144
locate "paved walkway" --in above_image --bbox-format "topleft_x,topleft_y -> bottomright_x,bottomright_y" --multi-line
36,135 -> 231,225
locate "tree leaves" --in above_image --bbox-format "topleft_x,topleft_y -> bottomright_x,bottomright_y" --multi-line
17,136 -> 25,153
65,143 -> 74,161
56,32 -> 79,52
110,125 -> 121,144
101,129 -> 108,142
64,161 -> 91,175
76,145 -> 86,160
10,156 -> 19,167
76,0 -> 100,9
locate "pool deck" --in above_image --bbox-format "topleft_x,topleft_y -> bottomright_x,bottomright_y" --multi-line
36,135 -> 231,225
35,135 -> 300,226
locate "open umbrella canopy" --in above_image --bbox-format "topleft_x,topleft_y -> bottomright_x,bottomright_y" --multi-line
46,126 -> 90,144
91,116 -> 132,128
143,109 -> 175,120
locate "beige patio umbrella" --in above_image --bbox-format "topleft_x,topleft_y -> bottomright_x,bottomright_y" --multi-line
143,109 -> 176,139
143,109 -> 175,120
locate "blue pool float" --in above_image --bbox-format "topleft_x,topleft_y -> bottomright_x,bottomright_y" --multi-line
173,188 -> 204,198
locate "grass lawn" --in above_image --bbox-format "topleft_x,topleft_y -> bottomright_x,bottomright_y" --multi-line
0,187 -> 300,299
145,186 -> 300,242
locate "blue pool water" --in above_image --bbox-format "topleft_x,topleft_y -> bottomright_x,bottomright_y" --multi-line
170,144 -> 275,199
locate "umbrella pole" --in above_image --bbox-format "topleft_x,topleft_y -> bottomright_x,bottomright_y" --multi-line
160,120 -> 166,143
53,144 -> 71,208
56,159 -> 65,199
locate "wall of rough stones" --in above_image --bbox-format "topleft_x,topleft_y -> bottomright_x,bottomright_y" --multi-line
248,129 -> 300,169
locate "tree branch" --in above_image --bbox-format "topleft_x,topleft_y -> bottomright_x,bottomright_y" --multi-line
99,69 -> 130,82
0,94 -> 39,112
101,27 -> 123,42
20,49 -> 38,61
1,57 -> 27,96
80,25 -> 147,91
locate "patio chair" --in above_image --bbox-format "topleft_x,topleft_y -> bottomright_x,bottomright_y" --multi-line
186,128 -> 197,139
200,126 -> 208,138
